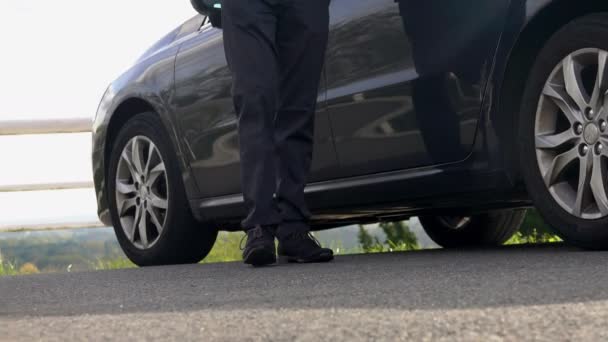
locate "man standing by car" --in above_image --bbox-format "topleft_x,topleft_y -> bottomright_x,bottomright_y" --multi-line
193,0 -> 334,266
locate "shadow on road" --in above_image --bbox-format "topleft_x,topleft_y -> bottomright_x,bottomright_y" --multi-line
1,243 -> 607,318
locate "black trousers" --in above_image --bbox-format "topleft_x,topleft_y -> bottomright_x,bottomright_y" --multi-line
222,0 -> 330,233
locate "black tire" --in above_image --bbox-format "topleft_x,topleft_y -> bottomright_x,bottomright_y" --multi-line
107,112 -> 218,266
519,14 -> 608,250
419,210 -> 526,248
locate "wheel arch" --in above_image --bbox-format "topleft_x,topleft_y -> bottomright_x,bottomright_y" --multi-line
497,0 -> 608,180
102,96 -> 202,218
105,97 -> 158,168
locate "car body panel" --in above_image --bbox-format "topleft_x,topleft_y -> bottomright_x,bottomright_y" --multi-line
171,23 -> 340,199
92,21 -> 202,225
324,0 -> 509,177
93,0 -> 577,228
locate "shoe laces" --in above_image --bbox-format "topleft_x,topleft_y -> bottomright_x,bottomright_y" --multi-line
239,225 -> 266,250
290,232 -> 321,248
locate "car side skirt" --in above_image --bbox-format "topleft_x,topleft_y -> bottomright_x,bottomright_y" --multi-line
191,162 -> 531,230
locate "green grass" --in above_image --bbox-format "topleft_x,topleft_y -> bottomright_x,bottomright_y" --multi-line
87,231 -> 400,271
91,231 -> 246,271
91,257 -> 136,271
88,228 -> 562,272
1,229 -> 562,276
0,211 -> 564,276
5,229 -> 560,275
0,260 -> 18,276
505,230 -> 562,245
202,231 -> 244,263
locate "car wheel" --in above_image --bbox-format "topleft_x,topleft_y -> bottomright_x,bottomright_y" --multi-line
520,14 -> 608,249
107,112 -> 218,266
419,210 -> 526,248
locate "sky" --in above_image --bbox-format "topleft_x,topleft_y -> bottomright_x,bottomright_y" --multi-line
0,1 -> 196,228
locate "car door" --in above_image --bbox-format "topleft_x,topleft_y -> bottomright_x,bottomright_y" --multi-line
325,0 -> 510,177
172,17 -> 339,199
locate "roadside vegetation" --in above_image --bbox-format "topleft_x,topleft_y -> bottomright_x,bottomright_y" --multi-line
0,260 -> 18,276
0,210 -> 560,276
92,232 -> 246,270
505,210 -> 562,244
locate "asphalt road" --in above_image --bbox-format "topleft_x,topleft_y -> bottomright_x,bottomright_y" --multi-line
3,244 -> 608,341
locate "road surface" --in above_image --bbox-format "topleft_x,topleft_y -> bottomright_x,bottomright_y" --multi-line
2,244 -> 608,341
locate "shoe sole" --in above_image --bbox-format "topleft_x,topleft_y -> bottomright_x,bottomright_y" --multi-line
278,252 -> 334,264
243,248 -> 276,266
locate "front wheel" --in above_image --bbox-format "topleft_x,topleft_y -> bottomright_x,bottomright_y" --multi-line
107,112 -> 218,266
419,210 -> 526,248
519,14 -> 608,249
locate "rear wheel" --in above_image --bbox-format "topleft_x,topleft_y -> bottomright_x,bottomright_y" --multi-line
520,14 -> 608,249
419,210 -> 526,248
107,112 -> 218,266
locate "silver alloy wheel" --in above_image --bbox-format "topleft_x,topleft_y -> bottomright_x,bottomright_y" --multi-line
536,48 -> 608,219
438,216 -> 472,230
115,136 -> 169,249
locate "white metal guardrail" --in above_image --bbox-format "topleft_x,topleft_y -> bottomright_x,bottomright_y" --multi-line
0,118 -> 104,232
0,222 -> 106,233
0,181 -> 94,193
0,118 -> 92,136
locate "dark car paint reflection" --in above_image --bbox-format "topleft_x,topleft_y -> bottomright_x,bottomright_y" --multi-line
92,0 -> 541,226
325,0 -> 509,176
171,23 -> 339,197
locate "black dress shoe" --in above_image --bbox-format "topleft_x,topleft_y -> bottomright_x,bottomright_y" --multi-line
241,225 -> 276,266
277,232 -> 334,264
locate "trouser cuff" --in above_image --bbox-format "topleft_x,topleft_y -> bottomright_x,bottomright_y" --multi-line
276,221 -> 310,240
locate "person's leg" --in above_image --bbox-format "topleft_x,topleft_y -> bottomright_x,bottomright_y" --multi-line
274,0 -> 330,239
222,0 -> 281,230
222,0 -> 281,266
272,0 -> 333,263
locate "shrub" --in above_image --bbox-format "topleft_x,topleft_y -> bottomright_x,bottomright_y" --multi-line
18,262 -> 39,275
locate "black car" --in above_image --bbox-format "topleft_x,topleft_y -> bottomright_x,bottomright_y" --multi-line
93,0 -> 608,266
